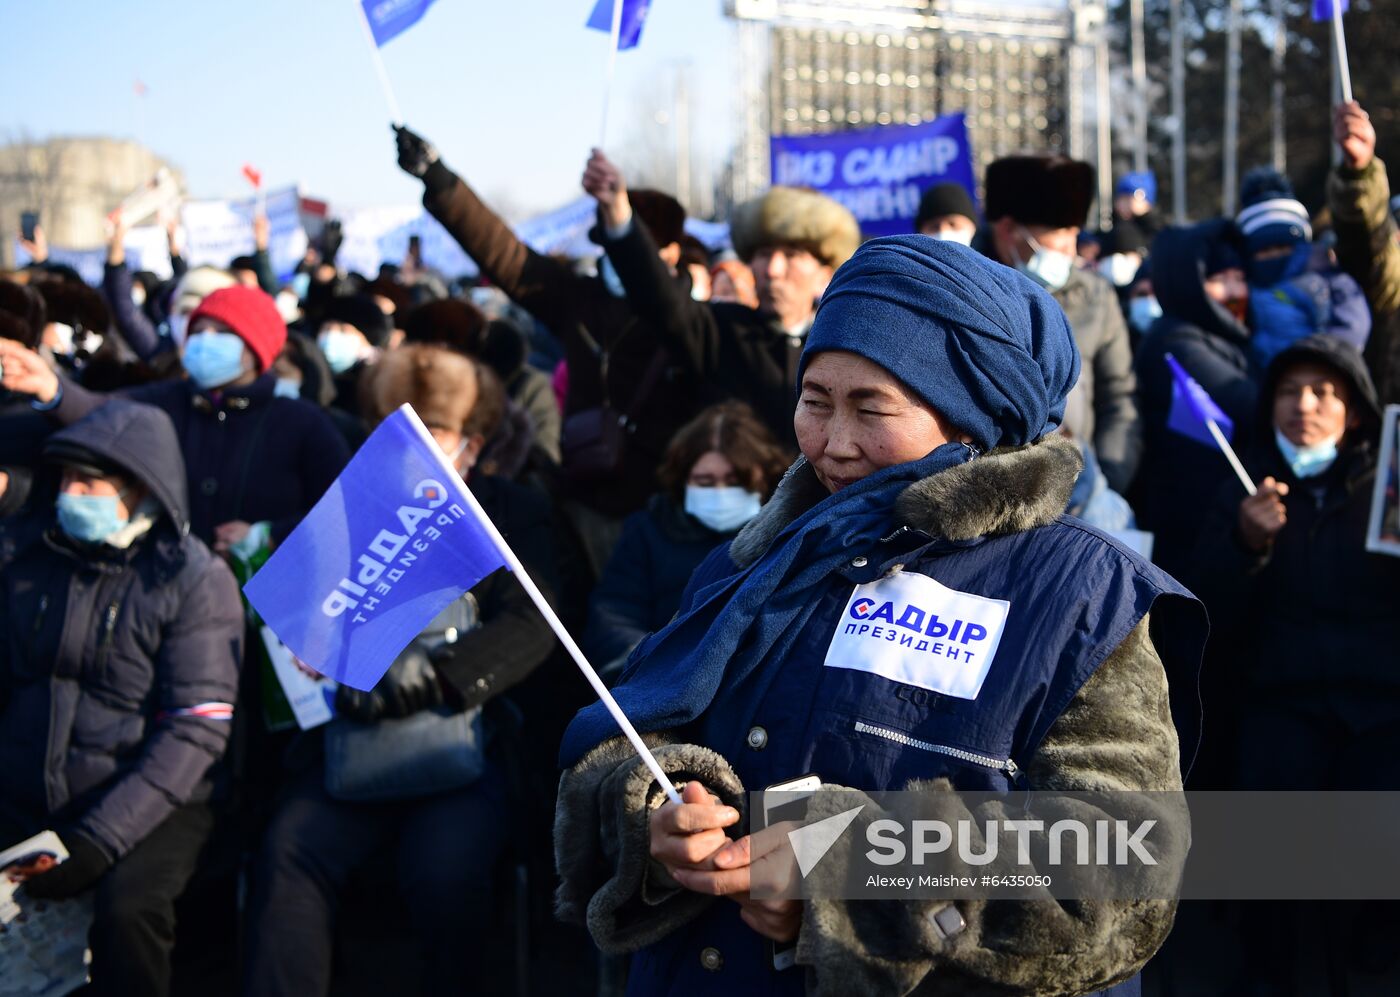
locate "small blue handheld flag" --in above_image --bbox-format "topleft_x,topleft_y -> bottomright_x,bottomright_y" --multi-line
1312,0 -> 1349,22
362,0 -> 438,47
586,0 -> 652,51
1165,353 -> 1234,448
244,405 -> 507,691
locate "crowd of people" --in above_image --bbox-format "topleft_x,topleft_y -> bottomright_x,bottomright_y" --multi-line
0,97 -> 1396,996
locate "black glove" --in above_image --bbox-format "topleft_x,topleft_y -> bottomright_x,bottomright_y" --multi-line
335,645 -> 444,723
394,125 -> 439,178
23,831 -> 112,900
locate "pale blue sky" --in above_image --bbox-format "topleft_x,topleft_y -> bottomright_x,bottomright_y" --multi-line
2,0 -> 736,217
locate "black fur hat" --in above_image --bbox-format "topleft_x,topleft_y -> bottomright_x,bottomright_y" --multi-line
985,155 -> 1096,229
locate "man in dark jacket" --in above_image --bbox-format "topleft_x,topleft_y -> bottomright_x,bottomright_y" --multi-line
579,149 -> 862,448
1191,334 -> 1393,785
0,400 -> 243,997
1187,335 -> 1398,992
982,155 -> 1142,493
391,125 -> 698,544
1133,219 -> 1255,579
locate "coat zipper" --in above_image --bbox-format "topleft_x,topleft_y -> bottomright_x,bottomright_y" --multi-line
96,600 -> 120,679
854,720 -> 1021,781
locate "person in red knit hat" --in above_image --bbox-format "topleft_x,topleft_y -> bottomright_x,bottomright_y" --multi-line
182,285 -> 289,389
0,284 -> 348,549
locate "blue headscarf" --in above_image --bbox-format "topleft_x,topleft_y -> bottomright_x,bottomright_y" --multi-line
559,235 -> 1081,767
801,235 -> 1081,452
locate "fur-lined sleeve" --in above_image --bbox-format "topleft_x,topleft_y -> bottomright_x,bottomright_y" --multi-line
796,613 -> 1185,997
553,735 -> 748,954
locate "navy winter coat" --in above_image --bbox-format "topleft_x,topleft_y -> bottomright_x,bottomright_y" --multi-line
50,371 -> 350,545
0,401 -> 243,861
582,494 -> 733,669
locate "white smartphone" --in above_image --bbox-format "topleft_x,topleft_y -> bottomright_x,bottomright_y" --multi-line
762,774 -> 822,971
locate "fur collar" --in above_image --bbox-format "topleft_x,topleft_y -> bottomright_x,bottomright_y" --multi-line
730,435 -> 1083,568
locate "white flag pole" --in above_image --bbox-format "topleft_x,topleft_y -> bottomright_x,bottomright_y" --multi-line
352,0 -> 405,126
401,405 -> 683,806
1206,418 -> 1258,496
1331,1 -> 1354,104
599,0 -> 625,147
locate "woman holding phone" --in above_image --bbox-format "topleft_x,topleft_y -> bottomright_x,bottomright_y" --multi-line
554,236 -> 1205,996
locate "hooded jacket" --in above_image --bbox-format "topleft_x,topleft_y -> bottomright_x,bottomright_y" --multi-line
1189,335 -> 1397,692
1134,220 -> 1257,579
0,401 -> 243,862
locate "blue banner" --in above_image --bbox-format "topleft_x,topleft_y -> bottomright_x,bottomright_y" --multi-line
362,0 -> 438,47
770,113 -> 975,238
245,406 -> 508,691
585,0 -> 651,51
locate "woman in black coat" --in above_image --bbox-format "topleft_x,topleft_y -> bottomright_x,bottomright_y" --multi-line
1133,219 -> 1255,578
582,402 -> 791,675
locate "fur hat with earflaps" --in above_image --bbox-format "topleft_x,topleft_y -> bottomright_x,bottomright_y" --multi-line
985,155 -> 1096,230
729,187 -> 862,269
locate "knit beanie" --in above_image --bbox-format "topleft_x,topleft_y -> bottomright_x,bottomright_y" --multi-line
319,293 -> 393,347
914,182 -> 978,230
187,286 -> 287,373
801,235 -> 1081,452
1236,167 -> 1312,255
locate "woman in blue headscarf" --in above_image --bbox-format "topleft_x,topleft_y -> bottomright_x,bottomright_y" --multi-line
554,237 -> 1206,997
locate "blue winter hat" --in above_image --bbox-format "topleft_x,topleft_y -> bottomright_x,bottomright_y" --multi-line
1116,170 -> 1157,205
800,235 -> 1081,452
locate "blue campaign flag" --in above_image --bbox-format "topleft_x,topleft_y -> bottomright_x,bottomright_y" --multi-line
244,405 -> 508,691
1312,0 -> 1348,21
1165,353 -> 1235,448
585,0 -> 652,50
769,112 -> 976,238
362,0 -> 438,47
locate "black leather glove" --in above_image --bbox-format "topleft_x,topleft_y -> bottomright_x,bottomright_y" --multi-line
23,831 -> 112,900
394,125 -> 439,178
335,646 -> 444,722
334,682 -> 386,723
378,645 -> 445,718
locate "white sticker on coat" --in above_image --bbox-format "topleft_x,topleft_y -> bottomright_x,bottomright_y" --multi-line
823,570 -> 1010,700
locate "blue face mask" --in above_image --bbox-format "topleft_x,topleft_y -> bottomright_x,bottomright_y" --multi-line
1128,295 -> 1163,333
1274,426 -> 1340,479
1249,243 -> 1312,288
56,492 -> 129,544
684,485 -> 763,533
317,329 -> 366,375
183,331 -> 248,389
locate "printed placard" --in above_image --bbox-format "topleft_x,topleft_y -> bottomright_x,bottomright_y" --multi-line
823,569 -> 1009,700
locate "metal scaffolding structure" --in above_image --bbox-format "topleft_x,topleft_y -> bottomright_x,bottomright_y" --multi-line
724,0 -> 1108,212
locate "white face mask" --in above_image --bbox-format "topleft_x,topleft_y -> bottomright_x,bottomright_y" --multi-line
684,485 -> 763,533
1098,253 -> 1141,288
1128,295 -> 1163,333
1274,427 -> 1342,479
273,377 -> 303,400
929,229 -> 975,247
1017,227 -> 1074,292
49,322 -> 75,356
